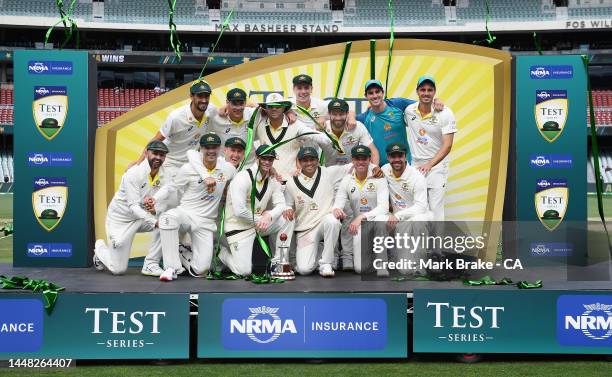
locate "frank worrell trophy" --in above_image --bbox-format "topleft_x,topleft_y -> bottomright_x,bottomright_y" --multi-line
272,233 -> 295,280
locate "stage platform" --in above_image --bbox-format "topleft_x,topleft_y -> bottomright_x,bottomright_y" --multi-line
1,263 -> 610,293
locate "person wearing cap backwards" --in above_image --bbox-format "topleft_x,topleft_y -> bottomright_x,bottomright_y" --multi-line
404,75 -> 457,221
154,133 -> 237,281
357,79 -> 444,166
220,144 -> 295,276
254,93 -> 331,182
332,145 -> 390,275
93,141 -> 170,276
284,146 -> 365,277
321,98 -> 379,270
382,142 -> 433,276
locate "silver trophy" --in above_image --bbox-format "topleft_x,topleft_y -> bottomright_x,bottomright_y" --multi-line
271,233 -> 295,280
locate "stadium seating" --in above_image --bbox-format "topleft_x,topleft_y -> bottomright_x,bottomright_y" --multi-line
344,0 -> 445,26
455,0 -> 555,22
568,6 -> 612,18
220,10 -> 332,26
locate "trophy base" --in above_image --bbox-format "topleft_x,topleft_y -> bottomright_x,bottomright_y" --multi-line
271,271 -> 295,281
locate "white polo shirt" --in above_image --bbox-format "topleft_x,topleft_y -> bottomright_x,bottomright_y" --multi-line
290,96 -> 330,129
381,163 -> 428,220
159,102 -> 217,168
321,120 -> 374,166
403,103 -> 457,162
333,174 -> 390,220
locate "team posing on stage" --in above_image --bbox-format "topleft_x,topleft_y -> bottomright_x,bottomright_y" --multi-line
93,73 -> 457,281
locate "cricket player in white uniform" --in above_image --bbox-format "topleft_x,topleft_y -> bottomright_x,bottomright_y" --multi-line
283,146 -> 355,277
155,133 -> 237,281
93,141 -> 169,275
404,75 -> 457,220
382,142 -> 433,275
321,98 -> 379,271
206,88 -> 257,166
220,145 -> 295,276
254,93 -> 331,182
332,145 -> 390,274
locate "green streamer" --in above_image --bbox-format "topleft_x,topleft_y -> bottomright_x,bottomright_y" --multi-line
463,276 -> 541,289
384,0 -> 395,98
582,55 -> 612,257
533,32 -> 543,55
0,275 -> 65,314
370,39 -> 376,80
45,0 -> 80,49
238,108 -> 260,171
295,105 -> 344,154
472,0 -> 496,45
199,10 -> 235,79
167,0 -> 183,61
334,42 -> 353,98
517,280 -> 543,289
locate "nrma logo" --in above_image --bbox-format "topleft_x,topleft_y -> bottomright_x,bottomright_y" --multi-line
531,66 -> 550,78
536,91 -> 551,100
531,244 -> 550,255
537,179 -> 551,188
28,62 -> 49,74
531,156 -> 550,167
229,306 -> 297,344
557,295 -> 612,346
35,87 -> 50,96
29,153 -> 49,165
35,178 -> 49,186
28,244 -> 48,256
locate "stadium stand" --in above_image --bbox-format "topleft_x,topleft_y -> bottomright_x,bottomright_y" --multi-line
568,6 -> 612,18
455,0 -> 555,22
344,0 -> 446,26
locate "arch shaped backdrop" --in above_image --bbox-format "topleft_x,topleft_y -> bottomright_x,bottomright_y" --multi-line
94,39 -> 511,259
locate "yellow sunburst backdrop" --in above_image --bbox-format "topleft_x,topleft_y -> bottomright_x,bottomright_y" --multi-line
96,40 -> 511,259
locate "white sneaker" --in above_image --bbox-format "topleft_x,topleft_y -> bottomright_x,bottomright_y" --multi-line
159,267 -> 177,282
178,245 -> 193,271
141,263 -> 164,277
319,264 -> 335,278
93,240 -> 105,271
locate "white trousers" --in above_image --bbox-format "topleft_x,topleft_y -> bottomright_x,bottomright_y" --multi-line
97,209 -> 156,275
352,215 -> 388,274
335,203 -> 354,264
390,213 -> 431,275
413,159 -> 448,221
220,215 -> 295,276
295,214 -> 341,275
158,207 -> 216,275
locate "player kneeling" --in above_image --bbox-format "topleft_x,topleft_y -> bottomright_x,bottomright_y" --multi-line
156,133 -> 237,281
93,141 -> 169,275
220,145 -> 295,276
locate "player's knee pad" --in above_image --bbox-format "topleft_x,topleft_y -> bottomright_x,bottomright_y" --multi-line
158,213 -> 179,230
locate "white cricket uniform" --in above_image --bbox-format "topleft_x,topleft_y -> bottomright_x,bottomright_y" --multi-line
96,161 -> 166,275
404,104 -> 457,220
156,158 -> 236,275
382,163 -> 433,274
254,116 -> 330,182
333,174 -> 390,273
220,167 -> 295,275
321,120 -> 374,167
290,96 -> 330,150
206,107 -> 257,165
284,165 -> 352,275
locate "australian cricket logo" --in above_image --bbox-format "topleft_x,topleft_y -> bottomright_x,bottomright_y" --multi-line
32,86 -> 68,140
535,90 -> 567,143
535,178 -> 568,231
32,177 -> 68,231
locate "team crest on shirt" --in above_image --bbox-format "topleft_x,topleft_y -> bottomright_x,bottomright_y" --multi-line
255,207 -> 263,215
296,195 -> 305,205
429,116 -> 438,124
309,202 -> 319,211
383,123 -> 392,131
388,111 -> 394,116
152,179 -> 161,187
366,182 -> 376,191
401,182 -> 412,192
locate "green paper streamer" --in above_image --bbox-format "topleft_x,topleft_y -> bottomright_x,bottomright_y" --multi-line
238,107 -> 260,171
167,0 -> 183,61
334,42 -> 353,98
582,55 -> 612,257
517,280 -> 543,289
370,39 -> 376,80
384,0 -> 395,98
199,10 -> 235,79
295,105 -> 344,154
0,275 -> 65,314
45,0 -> 80,49
533,32 -> 543,55
472,0 -> 496,45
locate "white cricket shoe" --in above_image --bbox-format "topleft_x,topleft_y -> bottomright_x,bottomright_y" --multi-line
159,267 -> 177,282
319,264 -> 335,278
93,240 -> 106,271
141,263 -> 164,277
